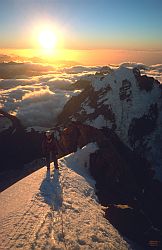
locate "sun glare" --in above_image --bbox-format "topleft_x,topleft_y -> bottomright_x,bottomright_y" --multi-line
38,30 -> 57,50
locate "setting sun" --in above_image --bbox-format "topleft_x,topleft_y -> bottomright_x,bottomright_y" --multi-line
38,29 -> 57,50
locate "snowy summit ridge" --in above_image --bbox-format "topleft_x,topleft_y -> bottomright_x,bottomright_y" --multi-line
0,143 -> 130,249
58,66 -> 162,179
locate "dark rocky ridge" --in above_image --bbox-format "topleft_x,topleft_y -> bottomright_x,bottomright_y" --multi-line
128,103 -> 158,150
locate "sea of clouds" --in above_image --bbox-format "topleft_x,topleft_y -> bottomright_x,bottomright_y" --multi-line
0,59 -> 162,129
0,61 -> 100,128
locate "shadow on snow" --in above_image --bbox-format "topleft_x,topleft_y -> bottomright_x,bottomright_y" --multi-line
39,169 -> 63,211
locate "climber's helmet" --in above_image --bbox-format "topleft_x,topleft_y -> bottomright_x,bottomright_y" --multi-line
45,130 -> 52,138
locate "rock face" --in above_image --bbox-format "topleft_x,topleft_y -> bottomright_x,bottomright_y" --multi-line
105,204 -> 162,248
0,110 -> 24,169
57,66 -> 162,180
90,143 -> 162,248
59,122 -> 104,155
88,127 -> 162,248
0,115 -> 12,132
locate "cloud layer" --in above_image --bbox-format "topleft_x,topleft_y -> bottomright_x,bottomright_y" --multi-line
0,62 -> 98,127
0,60 -> 162,128
0,81 -> 76,127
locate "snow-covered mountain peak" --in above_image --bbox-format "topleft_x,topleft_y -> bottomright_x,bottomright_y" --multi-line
91,65 -> 159,93
58,66 -> 162,179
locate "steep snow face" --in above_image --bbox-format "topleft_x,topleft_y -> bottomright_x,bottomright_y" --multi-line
89,67 -> 161,143
59,143 -> 99,186
58,67 -> 162,179
0,115 -> 12,132
0,144 -> 131,250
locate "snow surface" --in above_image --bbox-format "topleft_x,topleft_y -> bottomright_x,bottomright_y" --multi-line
80,101 -> 95,115
91,67 -> 161,144
86,115 -> 107,129
0,143 -> 131,250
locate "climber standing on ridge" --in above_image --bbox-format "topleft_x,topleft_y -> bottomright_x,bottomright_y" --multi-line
42,131 -> 59,171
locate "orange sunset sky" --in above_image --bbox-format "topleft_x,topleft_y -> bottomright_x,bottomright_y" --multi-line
0,0 -> 162,66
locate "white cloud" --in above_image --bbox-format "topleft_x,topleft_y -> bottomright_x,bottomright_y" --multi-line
0,83 -> 75,127
150,64 -> 162,72
0,78 -> 81,127
62,65 -> 101,74
0,61 -> 56,79
0,79 -> 36,90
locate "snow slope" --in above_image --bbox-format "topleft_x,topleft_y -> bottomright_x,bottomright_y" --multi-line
0,143 -> 131,250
